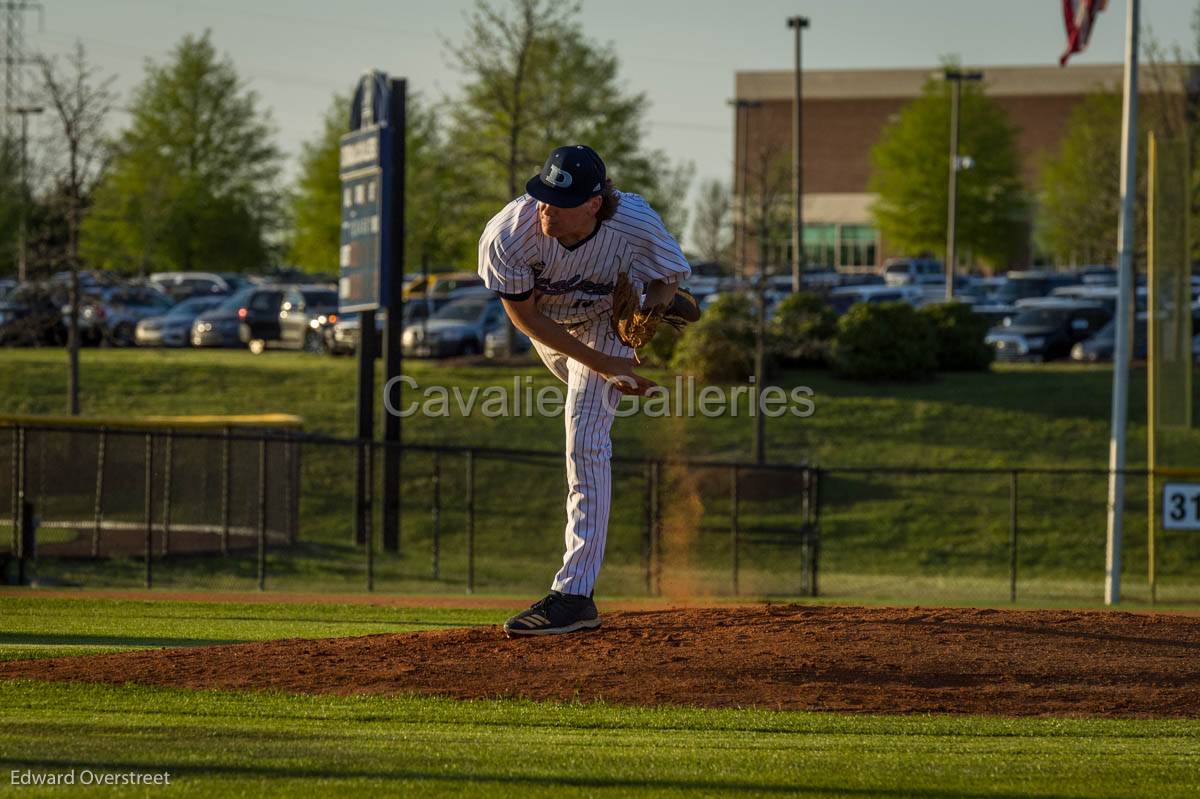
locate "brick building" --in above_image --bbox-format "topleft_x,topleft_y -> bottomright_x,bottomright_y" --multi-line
732,63 -> 1193,274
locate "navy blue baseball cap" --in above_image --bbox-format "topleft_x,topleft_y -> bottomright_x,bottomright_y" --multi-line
526,145 -> 606,208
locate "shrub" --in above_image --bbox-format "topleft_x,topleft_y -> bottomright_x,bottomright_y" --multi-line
770,291 -> 837,367
917,301 -> 995,371
641,324 -> 680,367
670,293 -> 758,382
831,302 -> 937,380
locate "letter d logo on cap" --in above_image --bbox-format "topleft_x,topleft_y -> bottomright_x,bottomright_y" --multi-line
544,164 -> 573,188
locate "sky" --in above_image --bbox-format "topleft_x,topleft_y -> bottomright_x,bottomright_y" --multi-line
23,0 -> 1199,249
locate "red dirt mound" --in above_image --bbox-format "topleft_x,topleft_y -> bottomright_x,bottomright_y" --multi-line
4,604 -> 1199,717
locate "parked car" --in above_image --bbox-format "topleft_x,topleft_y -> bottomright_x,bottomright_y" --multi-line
327,298 -> 457,356
882,257 -> 943,287
401,271 -> 485,301
75,284 -> 175,346
0,279 -> 17,300
402,292 -> 505,357
246,285 -> 339,354
984,300 -> 1111,362
191,287 -> 258,347
235,288 -> 286,350
136,295 -> 227,347
149,272 -> 239,300
0,283 -> 67,346
1071,313 -> 1149,362
1048,285 -> 1147,315
484,317 -> 532,358
826,285 -> 923,315
988,271 -> 1081,306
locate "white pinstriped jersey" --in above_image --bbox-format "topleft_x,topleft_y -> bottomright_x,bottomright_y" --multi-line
477,191 -> 691,326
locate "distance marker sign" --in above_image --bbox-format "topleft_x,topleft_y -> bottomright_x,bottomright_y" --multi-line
1163,483 -> 1200,530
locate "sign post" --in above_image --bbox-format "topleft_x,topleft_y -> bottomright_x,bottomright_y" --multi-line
340,71 -> 404,550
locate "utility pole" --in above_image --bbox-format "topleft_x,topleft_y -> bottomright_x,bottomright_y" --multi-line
729,99 -> 761,280
787,16 -> 809,292
943,69 -> 982,301
8,103 -> 41,282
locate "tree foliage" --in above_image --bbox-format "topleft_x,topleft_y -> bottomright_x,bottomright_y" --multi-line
0,137 -> 20,275
689,178 -> 732,264
869,71 -> 1027,268
81,32 -> 283,274
1033,90 -> 1143,265
445,0 -> 693,251
287,91 -> 473,274
288,94 -> 348,273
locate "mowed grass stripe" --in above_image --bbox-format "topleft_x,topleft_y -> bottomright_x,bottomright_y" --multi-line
1,682 -> 1198,798
0,598 -> 510,662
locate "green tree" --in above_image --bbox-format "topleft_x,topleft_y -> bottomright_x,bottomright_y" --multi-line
446,0 -> 693,244
81,31 -> 283,274
869,70 -> 1028,268
288,94 -> 349,272
0,137 -> 20,276
1034,91 -> 1131,265
690,178 -> 733,265
287,92 -> 470,274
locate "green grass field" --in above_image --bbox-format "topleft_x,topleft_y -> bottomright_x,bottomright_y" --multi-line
2,348 -> 1199,602
2,596 -> 1198,798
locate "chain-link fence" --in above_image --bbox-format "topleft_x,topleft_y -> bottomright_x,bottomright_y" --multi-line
2,420 -> 1196,605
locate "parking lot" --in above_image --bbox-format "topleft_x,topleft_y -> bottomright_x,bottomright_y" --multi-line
2,262 -> 1198,365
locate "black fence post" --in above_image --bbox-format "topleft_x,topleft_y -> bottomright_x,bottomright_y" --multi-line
92,428 -> 106,558
221,427 -> 231,556
642,460 -> 653,595
651,459 -> 662,597
731,465 -> 740,596
365,442 -> 375,592
162,430 -> 173,557
11,426 -> 21,564
1009,470 -> 1019,604
17,499 -> 34,585
282,434 -> 293,546
466,450 -> 475,595
144,432 -> 153,590
431,451 -> 441,580
257,438 -> 268,591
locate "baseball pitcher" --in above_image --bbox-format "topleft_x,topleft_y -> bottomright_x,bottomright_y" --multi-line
478,144 -> 699,636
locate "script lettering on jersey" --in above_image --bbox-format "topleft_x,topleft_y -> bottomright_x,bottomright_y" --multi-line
527,261 -> 615,297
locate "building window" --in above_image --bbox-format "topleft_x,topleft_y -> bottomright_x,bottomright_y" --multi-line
804,224 -> 836,268
839,225 -> 877,268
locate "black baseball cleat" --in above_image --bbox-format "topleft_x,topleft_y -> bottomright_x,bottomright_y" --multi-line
504,591 -> 601,637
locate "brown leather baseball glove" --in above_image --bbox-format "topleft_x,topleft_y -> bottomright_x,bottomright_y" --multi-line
610,273 -> 701,350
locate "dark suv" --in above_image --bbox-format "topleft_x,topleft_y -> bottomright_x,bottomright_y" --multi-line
191,287 -> 280,348
246,285 -> 339,354
984,301 -> 1111,362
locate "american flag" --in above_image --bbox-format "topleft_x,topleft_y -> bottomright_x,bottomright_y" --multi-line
1060,0 -> 1109,66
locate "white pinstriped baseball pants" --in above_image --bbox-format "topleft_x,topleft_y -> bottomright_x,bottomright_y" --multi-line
531,317 -> 632,597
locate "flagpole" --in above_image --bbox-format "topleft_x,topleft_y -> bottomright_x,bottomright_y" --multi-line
1104,0 -> 1139,605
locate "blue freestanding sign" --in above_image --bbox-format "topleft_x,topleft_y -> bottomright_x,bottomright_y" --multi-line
339,71 -> 395,313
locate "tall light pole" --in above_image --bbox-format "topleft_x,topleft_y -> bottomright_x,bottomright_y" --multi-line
942,69 -> 982,301
787,16 -> 809,292
7,104 -> 42,282
729,99 -> 761,280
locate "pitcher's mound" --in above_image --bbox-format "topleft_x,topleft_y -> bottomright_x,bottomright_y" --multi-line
3,604 -> 1198,717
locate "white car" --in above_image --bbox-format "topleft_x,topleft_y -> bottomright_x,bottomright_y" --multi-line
827,284 -> 923,315
882,258 -> 944,287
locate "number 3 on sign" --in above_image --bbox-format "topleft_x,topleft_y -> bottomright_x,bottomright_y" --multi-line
1163,483 -> 1200,530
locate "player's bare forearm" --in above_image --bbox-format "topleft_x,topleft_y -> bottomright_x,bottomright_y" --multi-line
642,277 -> 679,309
500,295 -> 654,394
